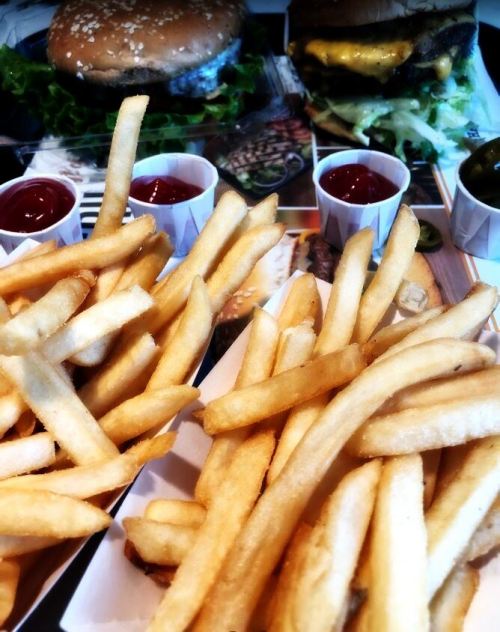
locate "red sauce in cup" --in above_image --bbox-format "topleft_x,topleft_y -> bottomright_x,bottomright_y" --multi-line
319,164 -> 399,204
0,178 -> 75,233
130,175 -> 203,205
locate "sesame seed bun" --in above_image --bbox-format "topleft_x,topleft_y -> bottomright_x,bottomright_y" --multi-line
47,0 -> 246,86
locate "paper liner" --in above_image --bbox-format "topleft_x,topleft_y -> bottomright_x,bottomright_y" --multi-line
61,272 -> 500,631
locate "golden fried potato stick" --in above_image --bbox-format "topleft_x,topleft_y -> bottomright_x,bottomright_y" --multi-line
0,433 -> 55,480
268,523 -> 313,632
206,223 -> 285,315
434,444 -> 475,499
144,500 -> 206,528
315,227 -> 374,356
352,205 -> 420,344
134,190 -> 248,336
0,271 -> 94,355
376,282 -> 498,361
430,563 -> 478,632
423,449 -> 442,509
0,351 -> 119,465
43,285 -> 154,364
427,435 -> 500,598
286,460 -> 381,632
0,215 -> 155,295
0,559 -> 20,627
349,393 -> 500,457
99,386 -> 198,446
124,518 -> 196,566
0,435 -> 175,500
464,495 -> 500,562
0,536 -> 58,559
147,277 -> 213,390
92,95 -> 149,239
229,193 -> 278,246
363,305 -> 446,363
277,273 -> 321,332
0,391 -> 30,439
195,308 -> 279,506
149,430 -> 275,632
193,340 -> 494,630
114,232 -> 173,292
78,332 -> 159,418
369,455 -> 429,632
0,489 -> 111,538
273,321 -> 316,375
379,366 -> 500,415
202,344 -> 365,434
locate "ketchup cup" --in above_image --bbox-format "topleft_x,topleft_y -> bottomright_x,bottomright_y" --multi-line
313,149 -> 410,250
0,174 -> 82,253
129,153 -> 219,257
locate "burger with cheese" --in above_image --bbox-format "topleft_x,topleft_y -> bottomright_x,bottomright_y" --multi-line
288,0 -> 478,160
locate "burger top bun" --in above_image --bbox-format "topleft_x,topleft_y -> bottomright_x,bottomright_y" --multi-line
290,0 -> 472,28
48,0 -> 246,86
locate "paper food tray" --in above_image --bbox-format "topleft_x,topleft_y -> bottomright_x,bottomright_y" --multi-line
62,272 -> 500,632
0,239 -> 207,630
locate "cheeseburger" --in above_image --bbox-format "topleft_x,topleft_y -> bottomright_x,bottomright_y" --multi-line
289,0 -> 478,160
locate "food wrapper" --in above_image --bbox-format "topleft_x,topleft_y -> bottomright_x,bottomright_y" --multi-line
61,272 -> 500,632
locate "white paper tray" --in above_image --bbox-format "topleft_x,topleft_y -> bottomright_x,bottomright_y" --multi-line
61,272 -> 500,631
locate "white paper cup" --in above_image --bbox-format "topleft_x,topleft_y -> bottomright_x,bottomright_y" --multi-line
129,153 -> 219,257
0,174 -> 82,253
313,149 -> 411,250
451,164 -> 500,260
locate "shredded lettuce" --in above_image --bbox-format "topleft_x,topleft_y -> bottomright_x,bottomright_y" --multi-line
310,60 -> 475,161
0,44 -> 263,157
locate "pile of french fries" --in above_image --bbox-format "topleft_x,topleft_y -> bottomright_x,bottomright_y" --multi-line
0,95 -> 285,627
124,204 -> 500,631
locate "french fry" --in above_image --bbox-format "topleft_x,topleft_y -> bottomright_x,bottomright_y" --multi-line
430,563 -> 478,632
379,366 -> 500,414
134,190 -> 248,336
277,273 -> 321,332
144,500 -> 206,528
273,321 -> 316,375
434,444 -> 475,498
206,223 -> 285,314
114,232 -> 173,292
352,205 -> 420,344
194,308 -> 279,506
124,518 -> 196,566
0,215 -> 155,295
100,386 -> 198,446
349,394 -> 500,457
0,436 -> 174,501
423,449 -> 442,509
464,495 -> 500,562
230,193 -> 278,244
149,430 -> 275,632
193,340 -> 494,630
42,285 -> 154,364
147,277 -> 213,390
427,435 -> 500,598
376,282 -> 498,361
0,351 -> 118,465
0,391 -> 29,438
0,536 -> 58,559
78,332 -> 159,418
0,433 -> 55,480
92,95 -> 149,239
0,559 -> 20,627
0,489 -> 111,537
0,272 -> 94,355
268,523 -> 313,632
125,433 -> 176,466
286,460 -> 381,632
362,305 -> 446,363
202,344 -> 366,434
369,455 -> 429,632
314,227 -> 373,356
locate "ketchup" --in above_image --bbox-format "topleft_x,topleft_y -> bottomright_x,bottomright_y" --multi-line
319,164 -> 399,204
0,178 -> 75,233
130,175 -> 203,205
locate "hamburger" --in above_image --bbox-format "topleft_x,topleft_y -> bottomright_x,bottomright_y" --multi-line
288,0 -> 478,160
0,0 -> 262,148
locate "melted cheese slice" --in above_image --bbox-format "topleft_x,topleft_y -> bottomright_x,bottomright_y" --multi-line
304,39 -> 414,83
